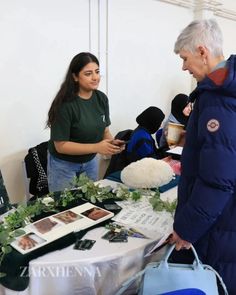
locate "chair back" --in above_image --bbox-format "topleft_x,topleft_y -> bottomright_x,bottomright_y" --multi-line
104,129 -> 133,178
24,141 -> 49,198
155,128 -> 163,146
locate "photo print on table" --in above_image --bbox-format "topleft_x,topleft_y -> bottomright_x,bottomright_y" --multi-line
17,232 -> 47,251
81,207 -> 110,221
53,210 -> 82,224
32,217 -> 59,234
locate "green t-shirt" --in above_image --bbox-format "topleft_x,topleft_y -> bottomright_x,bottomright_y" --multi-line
48,90 -> 111,163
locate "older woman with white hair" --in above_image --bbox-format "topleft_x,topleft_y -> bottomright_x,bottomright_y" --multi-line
169,19 -> 236,294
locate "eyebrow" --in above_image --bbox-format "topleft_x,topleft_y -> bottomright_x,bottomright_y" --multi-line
83,68 -> 99,74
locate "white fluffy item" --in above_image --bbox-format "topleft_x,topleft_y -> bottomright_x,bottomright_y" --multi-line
120,158 -> 174,189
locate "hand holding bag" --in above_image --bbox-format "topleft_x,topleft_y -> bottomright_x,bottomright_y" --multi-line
116,244 -> 228,295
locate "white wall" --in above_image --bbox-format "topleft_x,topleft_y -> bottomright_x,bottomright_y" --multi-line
217,15 -> 236,60
107,0 -> 193,134
0,0 -> 236,203
0,0 -> 91,203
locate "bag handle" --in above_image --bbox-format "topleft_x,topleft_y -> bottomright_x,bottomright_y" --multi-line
115,245 -> 181,295
163,245 -> 228,295
162,244 -> 203,270
115,244 -> 229,295
115,268 -> 146,295
204,264 -> 229,295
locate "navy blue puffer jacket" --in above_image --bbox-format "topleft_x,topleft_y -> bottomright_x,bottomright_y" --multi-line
174,55 -> 236,294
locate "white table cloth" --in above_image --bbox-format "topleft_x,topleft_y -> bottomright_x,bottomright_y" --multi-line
0,183 -> 177,295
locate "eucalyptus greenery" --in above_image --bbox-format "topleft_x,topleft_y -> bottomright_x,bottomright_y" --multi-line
149,190 -> 177,214
0,224 -> 25,277
0,173 -> 176,277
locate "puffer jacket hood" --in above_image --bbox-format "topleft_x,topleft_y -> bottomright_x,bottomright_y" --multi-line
190,54 -> 236,102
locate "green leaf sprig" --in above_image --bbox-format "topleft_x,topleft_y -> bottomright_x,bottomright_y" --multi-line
149,189 -> 177,216
0,172 -> 177,275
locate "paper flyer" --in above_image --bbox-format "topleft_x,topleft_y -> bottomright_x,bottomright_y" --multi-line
112,207 -> 173,239
144,232 -> 172,257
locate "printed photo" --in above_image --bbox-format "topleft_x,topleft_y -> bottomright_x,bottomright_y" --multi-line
81,207 -> 110,221
33,218 -> 59,234
53,210 -> 82,224
17,233 -> 46,251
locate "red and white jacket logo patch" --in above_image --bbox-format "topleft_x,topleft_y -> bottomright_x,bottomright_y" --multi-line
207,119 -> 220,132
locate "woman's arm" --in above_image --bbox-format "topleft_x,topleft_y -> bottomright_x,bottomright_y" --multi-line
54,140 -> 122,156
103,127 -> 113,140
54,127 -> 125,156
54,123 -> 125,157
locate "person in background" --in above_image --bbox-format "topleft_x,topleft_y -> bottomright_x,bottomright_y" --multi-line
126,106 -> 165,163
169,19 -> 236,294
159,93 -> 192,148
104,106 -> 165,179
46,52 -> 124,192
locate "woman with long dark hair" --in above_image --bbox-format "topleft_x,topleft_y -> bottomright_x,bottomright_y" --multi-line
46,52 -> 124,192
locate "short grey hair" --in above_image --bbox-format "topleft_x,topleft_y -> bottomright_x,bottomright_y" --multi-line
174,19 -> 223,57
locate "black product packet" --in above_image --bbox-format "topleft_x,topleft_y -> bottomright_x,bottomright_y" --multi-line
102,229 -> 128,242
109,233 -> 128,243
74,239 -> 96,250
101,230 -> 117,240
103,204 -> 122,211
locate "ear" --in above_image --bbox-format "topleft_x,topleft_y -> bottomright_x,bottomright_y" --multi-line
72,73 -> 78,82
197,45 -> 208,58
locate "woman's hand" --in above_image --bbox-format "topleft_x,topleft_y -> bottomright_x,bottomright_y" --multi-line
96,139 -> 124,155
169,231 -> 191,250
111,139 -> 126,151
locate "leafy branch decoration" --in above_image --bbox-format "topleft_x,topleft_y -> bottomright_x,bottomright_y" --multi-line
0,173 -> 176,277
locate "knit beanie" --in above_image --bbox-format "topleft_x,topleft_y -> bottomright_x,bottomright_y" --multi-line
136,106 -> 165,134
171,93 -> 189,126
